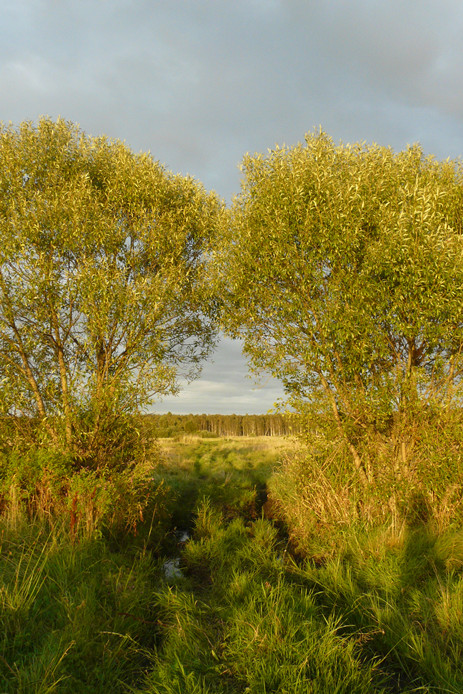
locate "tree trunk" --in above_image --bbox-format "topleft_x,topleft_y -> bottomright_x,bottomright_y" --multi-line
318,371 -> 370,486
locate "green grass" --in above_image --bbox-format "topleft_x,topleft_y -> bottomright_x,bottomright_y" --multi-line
295,525 -> 463,693
153,436 -> 295,533
2,436 -> 463,692
0,520 -> 159,692
136,500 -> 388,694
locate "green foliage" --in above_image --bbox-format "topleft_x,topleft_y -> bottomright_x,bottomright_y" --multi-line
0,448 -> 70,498
0,117 -> 221,463
0,446 -> 167,541
217,129 -> 463,512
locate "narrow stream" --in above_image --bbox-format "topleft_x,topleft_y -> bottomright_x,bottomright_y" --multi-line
162,529 -> 190,579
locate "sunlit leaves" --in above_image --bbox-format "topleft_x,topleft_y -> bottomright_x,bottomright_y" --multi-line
218,129 -> 463,480
0,117 -> 222,459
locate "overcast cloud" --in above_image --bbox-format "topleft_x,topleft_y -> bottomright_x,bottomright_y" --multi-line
1,0 -> 462,413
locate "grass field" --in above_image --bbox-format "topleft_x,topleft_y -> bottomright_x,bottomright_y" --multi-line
154,435 -> 297,531
2,435 -> 463,692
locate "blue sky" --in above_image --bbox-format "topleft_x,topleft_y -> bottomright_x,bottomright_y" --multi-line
1,0 -> 462,413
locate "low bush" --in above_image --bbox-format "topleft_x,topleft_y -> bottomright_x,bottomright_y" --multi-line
0,446 -> 167,543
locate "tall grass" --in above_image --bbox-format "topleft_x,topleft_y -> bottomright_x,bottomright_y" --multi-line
0,519 -> 159,692
293,522 -> 463,693
134,497 -> 463,693
3,434 -> 463,692
268,435 -> 463,558
136,499 -> 388,694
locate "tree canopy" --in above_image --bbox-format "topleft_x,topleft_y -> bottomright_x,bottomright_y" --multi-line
218,130 -> 463,484
0,117 -> 221,464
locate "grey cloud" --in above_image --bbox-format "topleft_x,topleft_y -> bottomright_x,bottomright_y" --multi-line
4,0 -> 461,198
285,0 -> 463,122
154,337 -> 284,415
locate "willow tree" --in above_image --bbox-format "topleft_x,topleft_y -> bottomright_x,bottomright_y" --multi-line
218,131 -> 463,499
0,117 -> 220,466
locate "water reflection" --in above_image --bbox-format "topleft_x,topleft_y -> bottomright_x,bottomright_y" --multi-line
162,530 -> 190,579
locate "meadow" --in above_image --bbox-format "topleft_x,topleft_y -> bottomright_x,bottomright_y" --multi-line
2,435 -> 463,693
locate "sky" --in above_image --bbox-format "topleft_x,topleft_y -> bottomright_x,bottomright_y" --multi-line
1,0 -> 462,414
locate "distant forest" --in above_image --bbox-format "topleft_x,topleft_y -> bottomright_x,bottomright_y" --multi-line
145,413 -> 300,437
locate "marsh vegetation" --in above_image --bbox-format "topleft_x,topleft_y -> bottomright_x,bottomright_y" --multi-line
2,435 -> 463,693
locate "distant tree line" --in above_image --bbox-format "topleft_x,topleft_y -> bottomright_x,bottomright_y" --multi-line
144,413 -> 300,438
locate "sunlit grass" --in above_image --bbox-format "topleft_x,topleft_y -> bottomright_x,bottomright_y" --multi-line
134,498 -> 463,693
135,500 -> 388,694
154,435 -> 296,531
293,524 -> 463,693
3,436 -> 463,692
